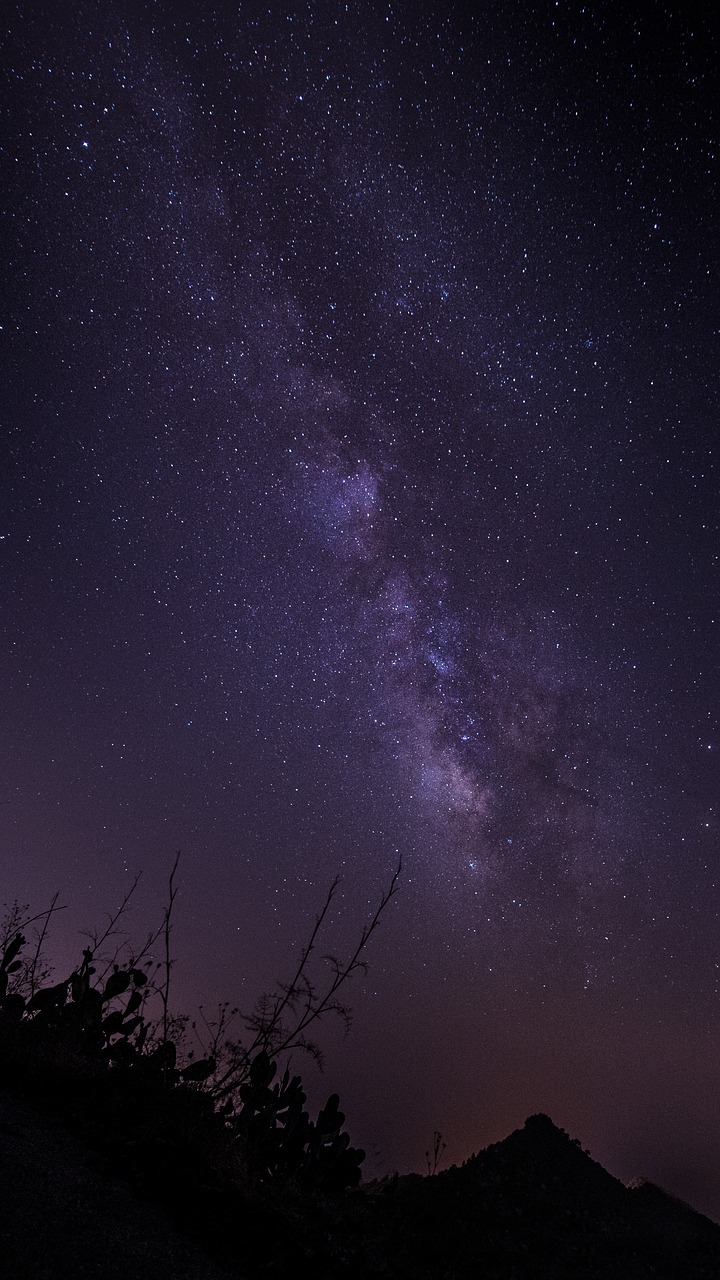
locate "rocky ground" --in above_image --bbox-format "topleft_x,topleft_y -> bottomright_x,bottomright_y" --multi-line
0,1089 -> 237,1280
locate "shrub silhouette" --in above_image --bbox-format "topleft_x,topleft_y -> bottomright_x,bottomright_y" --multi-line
232,1050 -> 365,1189
0,860 -> 399,1196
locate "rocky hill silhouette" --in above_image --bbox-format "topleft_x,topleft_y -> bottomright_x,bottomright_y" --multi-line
2,1092 -> 718,1279
378,1113 -> 720,1279
1,893 -> 717,1276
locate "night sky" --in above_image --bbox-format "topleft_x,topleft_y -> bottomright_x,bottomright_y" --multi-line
2,0 -> 719,1218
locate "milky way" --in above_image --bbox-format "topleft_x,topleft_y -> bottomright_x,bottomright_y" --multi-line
2,1 -> 719,1216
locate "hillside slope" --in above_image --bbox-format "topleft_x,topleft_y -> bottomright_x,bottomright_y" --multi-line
2,1091 -> 718,1279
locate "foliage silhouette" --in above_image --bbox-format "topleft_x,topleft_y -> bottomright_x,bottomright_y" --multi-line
2,872 -> 720,1278
0,857 -> 400,1196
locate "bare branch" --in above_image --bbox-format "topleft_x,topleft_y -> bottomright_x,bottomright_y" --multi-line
269,856 -> 402,1057
10,901 -> 68,934
212,857 -> 401,1099
161,852 -> 181,1045
28,891 -> 62,997
83,873 -> 142,960
255,875 -> 339,1049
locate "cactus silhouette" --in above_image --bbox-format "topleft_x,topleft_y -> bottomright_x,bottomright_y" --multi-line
0,864 -> 396,1209
232,1051 -> 365,1189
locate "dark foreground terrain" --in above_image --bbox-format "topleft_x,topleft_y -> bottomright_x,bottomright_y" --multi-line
1,1089 -> 718,1279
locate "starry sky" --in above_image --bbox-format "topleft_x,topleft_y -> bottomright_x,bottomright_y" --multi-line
2,0 -> 719,1218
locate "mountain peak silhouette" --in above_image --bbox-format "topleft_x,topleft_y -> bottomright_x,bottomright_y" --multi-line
383,1114 -> 720,1278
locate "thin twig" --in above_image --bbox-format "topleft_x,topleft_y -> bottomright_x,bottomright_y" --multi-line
14,902 -> 68,933
250,875 -> 339,1055
161,852 -> 181,1045
271,857 -> 402,1056
212,857 -> 402,1099
28,892 -> 62,997
83,873 -> 142,959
